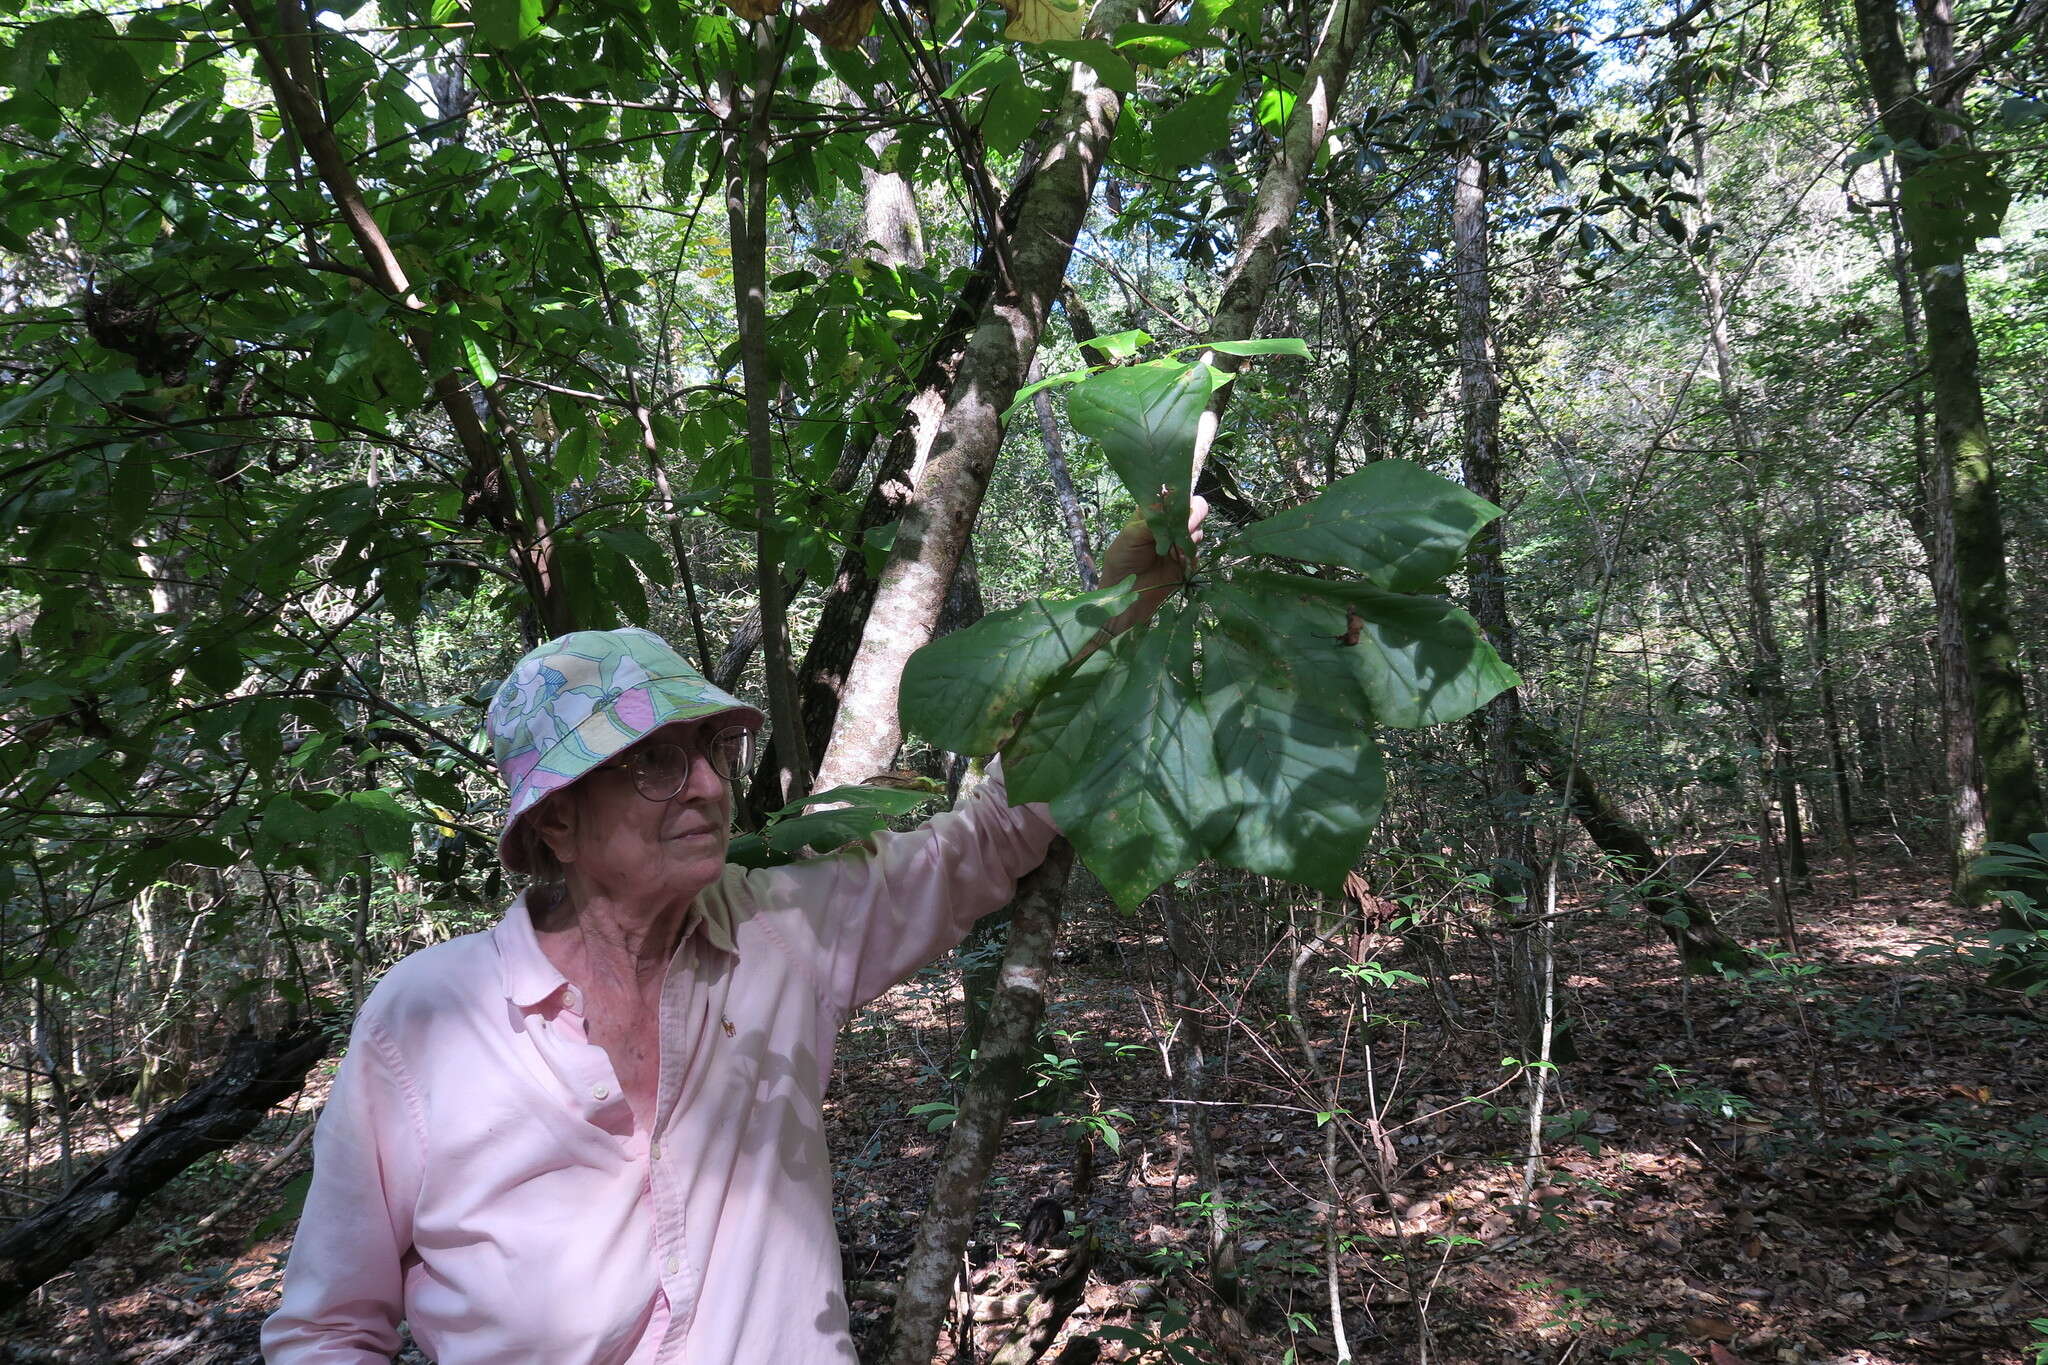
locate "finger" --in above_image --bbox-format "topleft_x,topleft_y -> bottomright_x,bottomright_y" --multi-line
1186,494 -> 1210,544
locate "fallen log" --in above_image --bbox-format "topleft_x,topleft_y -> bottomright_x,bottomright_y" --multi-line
0,1019 -> 330,1313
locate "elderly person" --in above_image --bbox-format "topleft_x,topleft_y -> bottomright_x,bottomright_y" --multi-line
262,505 -> 1202,1364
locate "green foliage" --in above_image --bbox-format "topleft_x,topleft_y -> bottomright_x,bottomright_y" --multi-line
726,781 -> 942,867
1896,147 -> 2012,267
902,361 -> 1514,907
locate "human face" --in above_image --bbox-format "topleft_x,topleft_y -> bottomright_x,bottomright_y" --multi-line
538,718 -> 740,910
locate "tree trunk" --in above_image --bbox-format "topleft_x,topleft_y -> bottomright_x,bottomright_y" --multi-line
811,0 -> 1140,793
739,157 -> 1042,822
1809,520 -> 1859,891
726,19 -> 811,800
1851,0 -> 2047,948
1185,0 -> 1377,483
0,1021 -> 330,1312
1523,722 -> 1752,973
1682,96 -> 1808,891
1028,356 -> 1098,588
1157,890 -> 1247,1332
1878,154 -> 1987,898
1449,28 -> 1543,1053
881,840 -> 1076,1365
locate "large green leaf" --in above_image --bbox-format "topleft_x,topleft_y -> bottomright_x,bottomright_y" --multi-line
1151,77 -> 1243,172
331,790 -> 418,871
474,0 -> 545,48
1066,360 -> 1220,557
900,576 -> 1137,754
1006,603 -> 1236,909
1229,461 -> 1501,591
1213,571 -> 1518,728
1202,620 -> 1386,892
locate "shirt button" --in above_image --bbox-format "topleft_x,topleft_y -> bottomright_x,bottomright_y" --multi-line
664,1254 -> 681,1276
591,1083 -> 609,1100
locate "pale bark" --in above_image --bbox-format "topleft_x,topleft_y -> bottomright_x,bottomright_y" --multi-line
1028,356 -> 1098,588
811,0 -> 1140,793
881,840 -> 1076,1365
740,158 -> 1036,821
1187,0 -> 1377,483
862,130 -> 926,269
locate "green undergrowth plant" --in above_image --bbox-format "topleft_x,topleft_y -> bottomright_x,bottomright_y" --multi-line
899,355 -> 1517,908
1941,835 -> 2048,991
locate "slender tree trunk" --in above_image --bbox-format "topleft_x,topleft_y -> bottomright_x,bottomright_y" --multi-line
1851,0 -> 2046,951
725,19 -> 811,801
1157,891 -> 1248,1337
1028,356 -> 1098,588
1682,97 -> 1808,890
1449,24 -> 1543,1053
1876,149 -> 1987,899
882,841 -> 1076,1365
1809,519 -> 1859,893
739,156 -> 1041,822
1523,722 -> 1751,972
228,0 -> 569,632
1185,0 -> 1377,483
811,0 -> 1140,793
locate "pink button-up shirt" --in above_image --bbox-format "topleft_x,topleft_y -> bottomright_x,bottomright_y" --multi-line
263,772 -> 1057,1364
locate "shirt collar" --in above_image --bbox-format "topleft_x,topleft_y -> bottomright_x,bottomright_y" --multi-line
497,892 -> 571,1009
495,885 -> 741,1009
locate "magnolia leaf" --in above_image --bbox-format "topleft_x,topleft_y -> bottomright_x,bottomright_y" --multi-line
474,0 -> 545,47
459,329 -> 498,387
797,0 -> 877,48
1042,38 -> 1136,91
1079,328 -> 1153,359
1202,337 -> 1310,358
1005,603 -> 1236,908
1067,360 -> 1220,558
1113,21 -> 1216,65
900,576 -> 1138,754
1151,77 -> 1241,170
1202,614 -> 1385,891
1213,571 -> 1517,729
1230,460 -> 1501,590
1256,85 -> 1296,135
999,0 -> 1087,44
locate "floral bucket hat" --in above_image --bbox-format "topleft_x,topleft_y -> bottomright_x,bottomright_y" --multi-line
487,628 -> 764,873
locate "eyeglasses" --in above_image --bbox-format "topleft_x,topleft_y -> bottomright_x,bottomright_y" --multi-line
601,727 -> 754,802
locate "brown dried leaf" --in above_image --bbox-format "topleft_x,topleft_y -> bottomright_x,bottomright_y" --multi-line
1685,1316 -> 1738,1342
728,0 -> 782,17
796,0 -> 876,49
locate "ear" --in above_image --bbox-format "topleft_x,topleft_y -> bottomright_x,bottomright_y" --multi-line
532,792 -> 580,865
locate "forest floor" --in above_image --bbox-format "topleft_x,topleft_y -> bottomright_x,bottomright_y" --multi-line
5,853 -> 2046,1365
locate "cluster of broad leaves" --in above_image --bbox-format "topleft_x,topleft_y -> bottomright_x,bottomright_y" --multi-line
902,358 -> 1518,908
0,0 -> 1298,940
